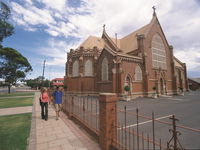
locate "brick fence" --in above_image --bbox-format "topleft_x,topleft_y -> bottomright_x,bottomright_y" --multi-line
62,92 -> 118,150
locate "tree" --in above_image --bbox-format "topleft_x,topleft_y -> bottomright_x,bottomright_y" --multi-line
0,2 -> 14,43
0,47 -> 32,93
26,77 -> 51,89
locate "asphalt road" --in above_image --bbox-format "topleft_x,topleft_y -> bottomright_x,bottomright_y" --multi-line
117,91 -> 200,149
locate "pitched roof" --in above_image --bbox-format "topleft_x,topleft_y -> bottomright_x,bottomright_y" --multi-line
174,57 -> 184,68
119,24 -> 151,53
188,78 -> 200,84
78,36 -> 105,50
52,78 -> 64,81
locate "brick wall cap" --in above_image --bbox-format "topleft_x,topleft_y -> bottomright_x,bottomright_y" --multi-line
99,93 -> 116,96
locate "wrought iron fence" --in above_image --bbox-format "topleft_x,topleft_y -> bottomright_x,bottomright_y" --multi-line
111,105 -> 200,150
62,92 -> 99,137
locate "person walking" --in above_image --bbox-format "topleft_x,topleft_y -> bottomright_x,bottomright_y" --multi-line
52,86 -> 63,120
40,87 -> 49,121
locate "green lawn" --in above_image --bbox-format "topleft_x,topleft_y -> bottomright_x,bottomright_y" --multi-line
0,92 -> 34,97
0,97 -> 33,109
0,113 -> 32,150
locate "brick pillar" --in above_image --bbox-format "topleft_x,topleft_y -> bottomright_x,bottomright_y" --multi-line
169,45 -> 177,94
137,34 -> 148,96
99,93 -> 117,150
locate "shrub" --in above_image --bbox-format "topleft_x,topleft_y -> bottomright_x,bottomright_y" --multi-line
124,85 -> 130,92
152,86 -> 156,91
179,87 -> 183,92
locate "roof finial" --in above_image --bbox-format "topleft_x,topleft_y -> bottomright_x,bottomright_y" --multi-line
103,24 -> 105,31
152,6 -> 156,16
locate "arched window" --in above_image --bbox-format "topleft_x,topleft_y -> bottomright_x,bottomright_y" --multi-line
135,65 -> 142,81
152,34 -> 166,69
72,60 -> 79,77
84,59 -> 93,76
101,57 -> 108,81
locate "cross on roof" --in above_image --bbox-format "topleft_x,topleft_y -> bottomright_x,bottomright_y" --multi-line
152,6 -> 156,16
103,24 -> 105,31
152,6 -> 156,11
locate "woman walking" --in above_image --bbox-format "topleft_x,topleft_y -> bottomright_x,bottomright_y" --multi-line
40,87 -> 49,121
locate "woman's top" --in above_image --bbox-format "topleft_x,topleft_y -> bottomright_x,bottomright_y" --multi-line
41,92 -> 49,103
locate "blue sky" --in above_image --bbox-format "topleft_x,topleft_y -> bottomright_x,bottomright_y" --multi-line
2,0 -> 200,80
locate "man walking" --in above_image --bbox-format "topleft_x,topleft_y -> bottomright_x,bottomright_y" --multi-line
52,86 -> 63,120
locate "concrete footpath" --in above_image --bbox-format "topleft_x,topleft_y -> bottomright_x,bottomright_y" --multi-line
0,106 -> 32,116
28,92 -> 101,150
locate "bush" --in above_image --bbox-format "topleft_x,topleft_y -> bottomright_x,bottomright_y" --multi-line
179,87 -> 183,92
124,85 -> 130,92
152,86 -> 156,91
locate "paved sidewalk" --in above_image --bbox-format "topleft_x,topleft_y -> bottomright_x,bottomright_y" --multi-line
0,106 -> 32,116
0,95 -> 34,99
28,92 -> 101,150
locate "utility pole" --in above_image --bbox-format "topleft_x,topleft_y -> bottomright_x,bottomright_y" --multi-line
49,66 -> 51,87
42,60 -> 46,87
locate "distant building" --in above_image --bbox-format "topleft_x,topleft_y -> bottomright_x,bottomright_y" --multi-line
65,9 -> 188,99
51,78 -> 64,86
188,78 -> 200,91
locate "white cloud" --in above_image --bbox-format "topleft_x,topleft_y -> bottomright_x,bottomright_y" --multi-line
36,38 -> 80,66
36,0 -> 67,12
175,47 -> 200,71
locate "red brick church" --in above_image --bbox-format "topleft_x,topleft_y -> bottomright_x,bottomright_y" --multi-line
65,9 -> 188,99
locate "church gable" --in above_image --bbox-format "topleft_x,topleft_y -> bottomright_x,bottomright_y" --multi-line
101,28 -> 120,52
145,13 -> 170,49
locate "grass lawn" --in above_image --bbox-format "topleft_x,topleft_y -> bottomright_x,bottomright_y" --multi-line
0,92 -> 34,97
0,97 -> 33,109
0,113 -> 32,150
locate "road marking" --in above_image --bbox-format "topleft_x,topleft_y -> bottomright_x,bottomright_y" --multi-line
167,98 -> 183,101
118,114 -> 172,129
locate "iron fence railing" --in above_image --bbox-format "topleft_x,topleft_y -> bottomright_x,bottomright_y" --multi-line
112,105 -> 200,150
62,92 -> 99,136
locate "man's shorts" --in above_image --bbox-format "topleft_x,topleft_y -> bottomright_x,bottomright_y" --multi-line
55,104 -> 62,111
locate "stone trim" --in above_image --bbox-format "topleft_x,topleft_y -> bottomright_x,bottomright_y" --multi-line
97,81 -> 112,84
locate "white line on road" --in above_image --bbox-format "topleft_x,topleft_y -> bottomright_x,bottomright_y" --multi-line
167,98 -> 183,101
118,114 -> 173,129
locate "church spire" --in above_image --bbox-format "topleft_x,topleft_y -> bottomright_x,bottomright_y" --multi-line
152,6 -> 156,16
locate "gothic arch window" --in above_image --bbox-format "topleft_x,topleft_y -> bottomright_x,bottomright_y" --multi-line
101,57 -> 108,81
84,59 -> 93,76
135,65 -> 142,81
152,34 -> 166,69
72,60 -> 79,77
